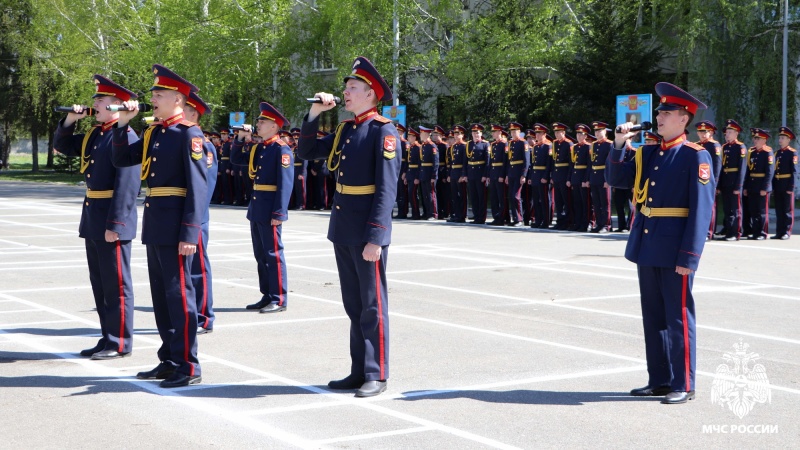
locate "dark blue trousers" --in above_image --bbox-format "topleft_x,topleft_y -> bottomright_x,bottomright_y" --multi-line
591,184 -> 611,231
531,182 -> 551,227
491,178 -> 508,222
553,181 -> 570,227
334,244 -> 390,381
85,239 -> 134,353
747,192 -> 770,238
250,221 -> 287,306
191,223 -> 214,330
571,185 -> 590,231
395,176 -> 408,218
637,266 -> 696,392
720,188 -> 743,238
449,179 -> 467,221
147,244 -> 200,377
468,179 -> 487,222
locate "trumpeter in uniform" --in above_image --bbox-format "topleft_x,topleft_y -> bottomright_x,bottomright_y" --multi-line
297,56 -> 400,397
609,82 -> 715,404
54,75 -> 140,360
112,65 -> 207,387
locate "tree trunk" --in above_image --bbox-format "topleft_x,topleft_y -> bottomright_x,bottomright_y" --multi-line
30,124 -> 39,173
46,124 -> 55,168
1,120 -> 11,170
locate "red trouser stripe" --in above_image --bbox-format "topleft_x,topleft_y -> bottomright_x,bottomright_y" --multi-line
374,261 -> 385,380
681,274 -> 690,391
606,188 -> 611,230
178,255 -> 193,376
115,241 -> 125,353
430,184 -> 438,218
790,193 -> 795,236
763,194 -> 770,234
272,225 -> 284,306
198,235 -> 208,327
736,194 -> 743,238
301,179 -> 307,208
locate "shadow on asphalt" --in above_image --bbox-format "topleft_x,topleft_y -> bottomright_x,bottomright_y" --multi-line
398,389 -> 658,405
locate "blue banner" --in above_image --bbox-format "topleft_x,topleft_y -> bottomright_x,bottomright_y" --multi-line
382,105 -> 406,128
229,112 -> 246,127
616,94 -> 652,148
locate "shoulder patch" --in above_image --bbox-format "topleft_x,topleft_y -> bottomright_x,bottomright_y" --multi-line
373,115 -> 391,124
699,162 -> 711,184
281,153 -> 291,168
768,154 -> 774,164
191,137 -> 203,160
741,146 -> 747,156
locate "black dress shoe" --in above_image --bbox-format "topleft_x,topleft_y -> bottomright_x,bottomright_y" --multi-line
246,299 -> 271,310
524,220 -> 530,226
630,385 -> 672,396
355,380 -> 387,397
488,220 -> 504,226
197,326 -> 213,335
470,220 -> 485,224
160,373 -> 202,388
137,362 -> 176,380
328,374 -> 365,390
661,390 -> 695,404
79,343 -> 104,357
91,349 -> 131,360
259,304 -> 286,314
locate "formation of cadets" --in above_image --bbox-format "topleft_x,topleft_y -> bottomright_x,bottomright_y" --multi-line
53,62 -> 797,394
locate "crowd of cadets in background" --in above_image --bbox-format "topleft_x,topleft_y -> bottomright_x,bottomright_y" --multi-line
202,120 -> 797,241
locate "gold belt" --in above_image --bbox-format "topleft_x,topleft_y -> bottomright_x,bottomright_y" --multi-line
336,183 -> 376,195
640,206 -> 689,218
491,162 -> 504,167
554,163 -> 570,167
749,173 -> 765,178
408,164 -> 420,168
723,168 -> 738,173
220,157 -> 230,160
294,163 -> 303,166
468,161 -> 486,165
573,165 -> 588,169
253,184 -> 277,191
532,165 -> 547,170
592,165 -> 606,169
510,161 -> 524,166
421,163 -> 434,167
86,189 -> 113,199
776,174 -> 793,179
145,187 -> 187,197
451,164 -> 463,168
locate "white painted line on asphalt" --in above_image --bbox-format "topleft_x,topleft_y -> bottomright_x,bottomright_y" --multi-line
174,377 -> 277,392
313,426 -> 433,445
243,399 -> 351,416
0,309 -> 41,314
210,315 -> 348,329
0,319 -> 76,327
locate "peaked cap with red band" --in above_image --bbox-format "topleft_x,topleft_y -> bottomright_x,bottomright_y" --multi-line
533,123 -> 549,133
433,125 -> 446,135
407,128 -> 420,138
258,101 -> 289,128
419,125 -> 433,133
151,64 -> 198,97
655,82 -> 707,115
725,119 -> 742,132
525,129 -> 536,137
507,122 -> 523,131
591,121 -> 609,131
187,92 -> 211,116
395,123 -> 407,133
344,56 -> 392,102
779,126 -> 795,140
490,124 -> 504,132
470,123 -> 485,132
452,125 -> 467,134
751,128 -> 770,139
695,120 -> 716,132
574,123 -> 591,134
551,122 -> 568,131
92,75 -> 137,101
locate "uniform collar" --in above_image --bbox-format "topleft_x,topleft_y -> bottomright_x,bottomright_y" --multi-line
163,112 -> 185,128
661,133 -> 686,150
263,134 -> 280,145
354,108 -> 378,124
101,119 -> 118,132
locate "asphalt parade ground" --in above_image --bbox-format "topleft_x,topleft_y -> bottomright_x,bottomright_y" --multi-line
0,180 -> 798,449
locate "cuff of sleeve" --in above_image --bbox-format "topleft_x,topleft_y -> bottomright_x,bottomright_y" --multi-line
179,224 -> 201,245
676,250 -> 700,272
610,148 -> 626,163
364,223 -> 387,245
106,220 -> 126,234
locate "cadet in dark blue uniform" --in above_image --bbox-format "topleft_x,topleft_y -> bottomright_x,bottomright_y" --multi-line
219,129 -> 235,205
185,92 -> 217,334
233,103 -> 293,313
530,124 -> 553,228
505,123 -> 529,226
466,123 -> 490,224
744,128 -> 775,240
568,124 -> 592,232
447,126 -> 468,223
405,128 -> 422,219
112,65 -> 207,387
716,120 -> 748,240
287,128 -> 307,210
393,123 -> 409,219
54,75 -> 140,360
695,121 -> 722,240
433,126 -> 450,220
210,131 -> 223,204
772,127 -> 797,239
488,124 -> 508,225
298,57 -> 400,398
590,122 -> 612,233
523,129 -> 537,225
418,126 -> 439,220
609,82 -> 715,404
550,122 -> 572,229
308,131 -> 330,210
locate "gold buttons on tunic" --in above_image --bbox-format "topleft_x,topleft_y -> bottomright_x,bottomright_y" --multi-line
339,171 -> 344,176
336,205 -> 341,209
342,155 -> 346,160
151,173 -> 155,177
145,203 -> 150,207
651,181 -> 655,186
648,197 -> 653,202
152,157 -> 157,162
644,229 -> 649,234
